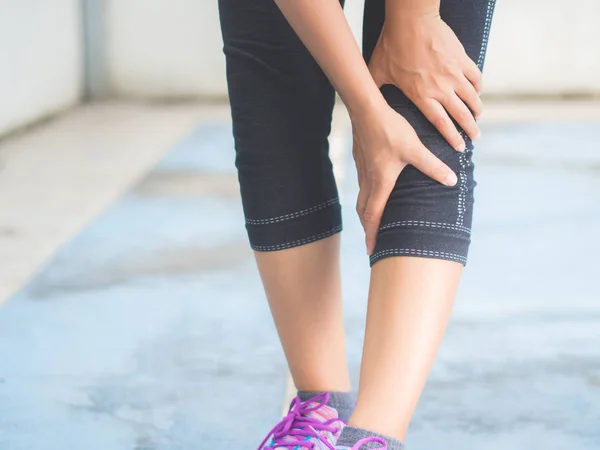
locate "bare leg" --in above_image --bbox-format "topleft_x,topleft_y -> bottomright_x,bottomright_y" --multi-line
349,257 -> 462,440
346,0 -> 497,440
255,234 -> 351,392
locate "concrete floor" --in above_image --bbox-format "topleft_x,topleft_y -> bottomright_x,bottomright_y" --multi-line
0,101 -> 599,449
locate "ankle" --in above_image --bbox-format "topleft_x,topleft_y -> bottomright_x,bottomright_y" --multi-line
348,410 -> 408,441
336,426 -> 406,450
297,390 -> 356,423
294,377 -> 352,393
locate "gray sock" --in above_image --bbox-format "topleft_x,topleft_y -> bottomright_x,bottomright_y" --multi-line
336,426 -> 405,450
297,391 -> 355,422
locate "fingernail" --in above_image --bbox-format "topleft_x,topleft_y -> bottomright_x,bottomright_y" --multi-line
474,130 -> 481,140
445,171 -> 458,186
456,141 -> 466,152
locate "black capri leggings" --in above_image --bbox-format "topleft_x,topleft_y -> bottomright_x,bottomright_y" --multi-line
218,0 -> 496,266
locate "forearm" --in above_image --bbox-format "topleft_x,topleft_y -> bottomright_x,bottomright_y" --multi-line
274,0 -> 384,116
385,0 -> 440,23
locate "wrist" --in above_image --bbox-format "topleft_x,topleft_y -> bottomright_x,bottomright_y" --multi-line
344,88 -> 388,124
384,0 -> 440,25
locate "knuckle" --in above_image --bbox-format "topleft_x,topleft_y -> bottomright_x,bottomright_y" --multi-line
451,67 -> 464,80
409,80 -> 422,94
433,81 -> 448,96
434,116 -> 449,130
438,91 -> 453,105
441,62 -> 455,75
407,79 -> 422,97
362,209 -> 377,223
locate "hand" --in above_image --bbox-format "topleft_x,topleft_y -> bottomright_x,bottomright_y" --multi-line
368,13 -> 483,151
351,100 -> 458,255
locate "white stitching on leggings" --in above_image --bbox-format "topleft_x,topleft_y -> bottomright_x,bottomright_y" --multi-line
457,141 -> 468,226
379,220 -> 471,234
456,0 -> 494,226
478,0 -> 496,69
370,248 -> 467,265
251,225 -> 342,251
245,198 -> 339,225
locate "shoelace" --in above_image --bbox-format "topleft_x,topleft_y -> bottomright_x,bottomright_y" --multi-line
349,436 -> 387,450
258,393 -> 345,450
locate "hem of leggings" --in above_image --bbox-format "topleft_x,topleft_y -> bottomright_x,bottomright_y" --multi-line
247,199 -> 342,251
369,227 -> 470,267
250,224 -> 343,252
370,248 -> 467,267
244,197 -> 340,226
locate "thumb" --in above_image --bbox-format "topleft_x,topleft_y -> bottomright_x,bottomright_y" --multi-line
362,176 -> 397,255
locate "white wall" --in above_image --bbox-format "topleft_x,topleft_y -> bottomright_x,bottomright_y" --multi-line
105,0 -> 225,99
0,0 -> 597,134
104,0 -> 600,99
0,1 -> 82,136
484,0 -> 600,95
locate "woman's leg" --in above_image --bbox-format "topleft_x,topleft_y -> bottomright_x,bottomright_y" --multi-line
350,258 -> 461,440
256,236 -> 351,393
218,0 -> 351,406
339,0 -> 497,444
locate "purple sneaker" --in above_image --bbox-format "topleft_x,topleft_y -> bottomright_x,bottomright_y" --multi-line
258,393 -> 345,450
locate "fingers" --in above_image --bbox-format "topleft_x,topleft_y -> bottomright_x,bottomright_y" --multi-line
444,94 -> 480,141
353,137 -> 369,239
353,137 -> 367,191
456,77 -> 483,120
356,187 -> 368,228
355,166 -> 368,227
407,144 -> 458,188
419,98 -> 465,152
362,173 -> 397,255
358,146 -> 457,256
419,86 -> 482,151
463,58 -> 483,94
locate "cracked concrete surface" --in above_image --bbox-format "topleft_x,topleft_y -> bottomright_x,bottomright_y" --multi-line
0,101 -> 599,449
